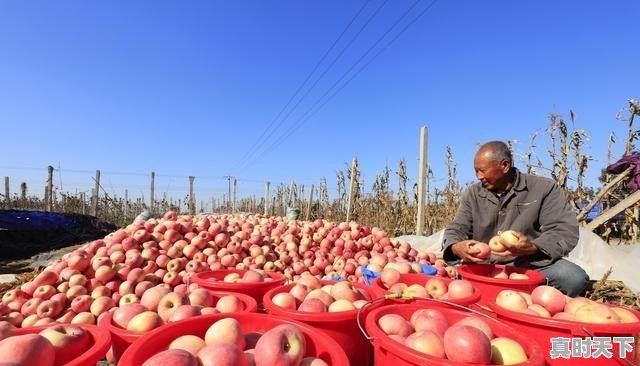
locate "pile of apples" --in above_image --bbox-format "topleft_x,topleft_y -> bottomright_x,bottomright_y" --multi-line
363,252 -> 456,278
495,285 -> 640,323
489,268 -> 530,280
377,307 -> 529,365
0,211 -> 451,329
109,287 -> 247,333
0,321 -> 94,366
380,269 -> 476,300
219,270 -> 276,283
270,275 -> 368,313
141,317 -> 328,366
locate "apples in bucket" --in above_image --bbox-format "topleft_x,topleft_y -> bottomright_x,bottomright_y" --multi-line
270,277 -> 368,312
140,317 -> 325,366
380,269 -> 476,300
377,308 -> 529,364
0,322 -> 95,366
495,285 -> 640,323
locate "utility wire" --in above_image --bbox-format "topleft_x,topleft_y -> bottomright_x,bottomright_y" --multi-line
228,0 -> 375,174
240,0 -> 438,171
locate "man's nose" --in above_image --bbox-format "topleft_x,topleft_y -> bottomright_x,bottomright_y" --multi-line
476,171 -> 484,180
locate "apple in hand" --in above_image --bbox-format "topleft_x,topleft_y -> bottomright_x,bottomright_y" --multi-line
468,242 -> 490,259
39,324 -> 91,365
489,235 -> 506,252
254,324 -> 307,366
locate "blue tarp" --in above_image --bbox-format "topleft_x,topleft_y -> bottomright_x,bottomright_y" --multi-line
0,210 -> 117,262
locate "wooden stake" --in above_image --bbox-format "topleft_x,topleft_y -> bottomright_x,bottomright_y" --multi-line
306,184 -> 314,220
47,165 -> 54,212
4,176 -> 9,207
264,181 -> 270,215
577,166 -> 633,222
416,126 -> 428,235
586,189 -> 640,231
93,170 -> 101,216
150,171 -> 155,214
189,176 -> 195,215
233,178 -> 237,213
346,158 -> 356,222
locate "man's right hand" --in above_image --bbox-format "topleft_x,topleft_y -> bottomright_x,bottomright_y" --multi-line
451,240 -> 487,263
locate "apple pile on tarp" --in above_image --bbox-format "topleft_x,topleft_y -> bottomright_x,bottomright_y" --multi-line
0,210 -> 450,329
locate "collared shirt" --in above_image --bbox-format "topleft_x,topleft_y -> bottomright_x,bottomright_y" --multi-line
442,169 -> 579,268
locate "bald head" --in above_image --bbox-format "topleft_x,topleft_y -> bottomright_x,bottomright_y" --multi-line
475,141 -> 513,166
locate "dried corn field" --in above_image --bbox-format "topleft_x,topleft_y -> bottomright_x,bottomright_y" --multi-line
2,99 -> 640,242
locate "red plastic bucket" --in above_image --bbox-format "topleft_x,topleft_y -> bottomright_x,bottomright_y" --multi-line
13,323 -> 111,366
457,264 -> 546,308
192,269 -> 286,306
362,299 -> 546,366
263,280 -> 373,366
102,290 -> 257,363
368,273 -> 482,306
118,312 -> 350,366
488,301 -> 640,366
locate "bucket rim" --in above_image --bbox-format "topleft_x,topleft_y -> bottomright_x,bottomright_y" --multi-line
487,300 -> 640,335
192,269 -> 286,290
457,263 -> 547,285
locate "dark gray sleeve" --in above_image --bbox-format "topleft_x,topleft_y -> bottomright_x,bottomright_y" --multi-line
442,189 -> 474,263
527,182 -> 579,266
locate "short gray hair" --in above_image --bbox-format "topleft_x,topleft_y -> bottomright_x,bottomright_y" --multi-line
478,141 -> 513,164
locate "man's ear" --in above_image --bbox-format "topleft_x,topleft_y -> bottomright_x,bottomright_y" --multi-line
500,160 -> 511,173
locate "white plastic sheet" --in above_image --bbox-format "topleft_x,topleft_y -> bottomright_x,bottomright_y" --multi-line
566,228 -> 640,293
395,228 -> 640,292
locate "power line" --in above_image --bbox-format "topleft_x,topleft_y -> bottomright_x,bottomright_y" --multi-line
240,0 -> 438,171
228,0 -> 376,175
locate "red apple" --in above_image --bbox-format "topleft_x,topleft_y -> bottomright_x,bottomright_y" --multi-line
39,324 -> 91,365
197,343 -> 248,366
0,333 -> 55,366
531,285 -> 566,315
405,330 -> 445,358
142,349 -> 200,366
254,324 -> 306,366
443,324 -> 491,363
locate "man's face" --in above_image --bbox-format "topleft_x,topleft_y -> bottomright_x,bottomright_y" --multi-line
474,153 -> 509,191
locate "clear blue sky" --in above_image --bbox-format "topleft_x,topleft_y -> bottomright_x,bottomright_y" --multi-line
1,0 -> 638,206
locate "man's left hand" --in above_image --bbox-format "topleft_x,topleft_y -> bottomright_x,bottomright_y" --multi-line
492,231 -> 539,257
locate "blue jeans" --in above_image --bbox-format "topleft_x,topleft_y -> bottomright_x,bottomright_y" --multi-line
536,259 -> 590,297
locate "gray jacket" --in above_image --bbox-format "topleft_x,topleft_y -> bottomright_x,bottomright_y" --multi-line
442,169 -> 579,268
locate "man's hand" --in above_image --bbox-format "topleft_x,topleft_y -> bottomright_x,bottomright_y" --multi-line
451,240 -> 488,263
492,231 -> 539,257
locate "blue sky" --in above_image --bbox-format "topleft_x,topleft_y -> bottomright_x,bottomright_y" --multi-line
1,0 -> 638,206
